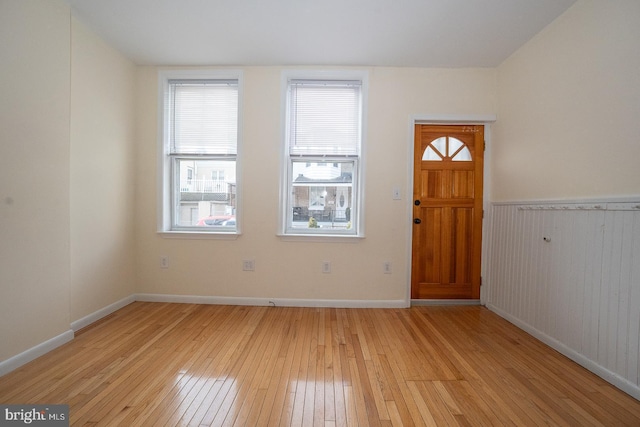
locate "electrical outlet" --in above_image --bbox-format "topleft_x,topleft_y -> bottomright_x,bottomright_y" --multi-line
242,259 -> 255,271
383,261 -> 392,274
160,255 -> 169,269
322,261 -> 331,274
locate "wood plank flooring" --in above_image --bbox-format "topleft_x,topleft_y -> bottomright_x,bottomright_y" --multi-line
1,302 -> 639,426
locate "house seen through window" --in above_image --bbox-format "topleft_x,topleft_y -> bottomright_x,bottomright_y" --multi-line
282,74 -> 366,236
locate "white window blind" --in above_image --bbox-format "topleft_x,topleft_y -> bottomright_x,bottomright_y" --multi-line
288,80 -> 361,156
169,79 -> 238,155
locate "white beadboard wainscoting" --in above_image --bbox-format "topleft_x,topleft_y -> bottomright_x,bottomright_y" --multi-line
485,199 -> 640,399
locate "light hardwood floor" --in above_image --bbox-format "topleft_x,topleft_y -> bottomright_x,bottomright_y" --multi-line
1,302 -> 639,426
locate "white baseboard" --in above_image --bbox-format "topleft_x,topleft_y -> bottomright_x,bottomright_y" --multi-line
1,296 -> 134,378
411,299 -> 481,306
486,303 -> 640,401
135,293 -> 408,308
70,295 -> 136,332
0,330 -> 74,377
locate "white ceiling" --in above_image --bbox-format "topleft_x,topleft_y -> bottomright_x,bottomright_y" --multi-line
66,0 -> 576,68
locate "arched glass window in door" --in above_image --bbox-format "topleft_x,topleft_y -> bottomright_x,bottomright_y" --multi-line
422,136 -> 472,161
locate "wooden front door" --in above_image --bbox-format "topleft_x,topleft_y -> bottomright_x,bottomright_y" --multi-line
411,124 -> 484,299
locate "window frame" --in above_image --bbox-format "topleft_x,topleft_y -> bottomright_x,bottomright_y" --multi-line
279,70 -> 368,239
158,69 -> 243,237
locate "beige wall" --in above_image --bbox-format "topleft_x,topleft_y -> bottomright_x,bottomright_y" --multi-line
135,66 -> 496,302
0,0 -> 71,361
70,17 -> 137,321
493,0 -> 640,201
0,0 -> 137,364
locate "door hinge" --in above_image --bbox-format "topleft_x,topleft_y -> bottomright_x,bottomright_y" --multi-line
484,141 -> 486,151
480,276 -> 483,287
482,209 -> 485,219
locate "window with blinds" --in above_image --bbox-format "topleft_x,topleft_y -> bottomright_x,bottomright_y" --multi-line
282,74 -> 366,236
159,72 -> 241,234
169,80 -> 238,156
288,80 -> 362,157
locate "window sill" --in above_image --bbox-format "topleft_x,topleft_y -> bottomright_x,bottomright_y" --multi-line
158,231 -> 240,240
277,233 -> 364,243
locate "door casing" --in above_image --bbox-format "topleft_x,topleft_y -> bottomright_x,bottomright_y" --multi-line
406,115 -> 496,304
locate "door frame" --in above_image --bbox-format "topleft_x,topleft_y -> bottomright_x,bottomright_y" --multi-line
405,114 -> 496,306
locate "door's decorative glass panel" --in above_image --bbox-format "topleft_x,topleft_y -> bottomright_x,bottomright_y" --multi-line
448,137 -> 463,156
423,146 -> 443,160
422,136 -> 472,162
452,146 -> 472,161
432,137 -> 447,156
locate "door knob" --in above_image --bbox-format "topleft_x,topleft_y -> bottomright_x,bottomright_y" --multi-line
414,200 -> 421,206
414,218 -> 421,224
